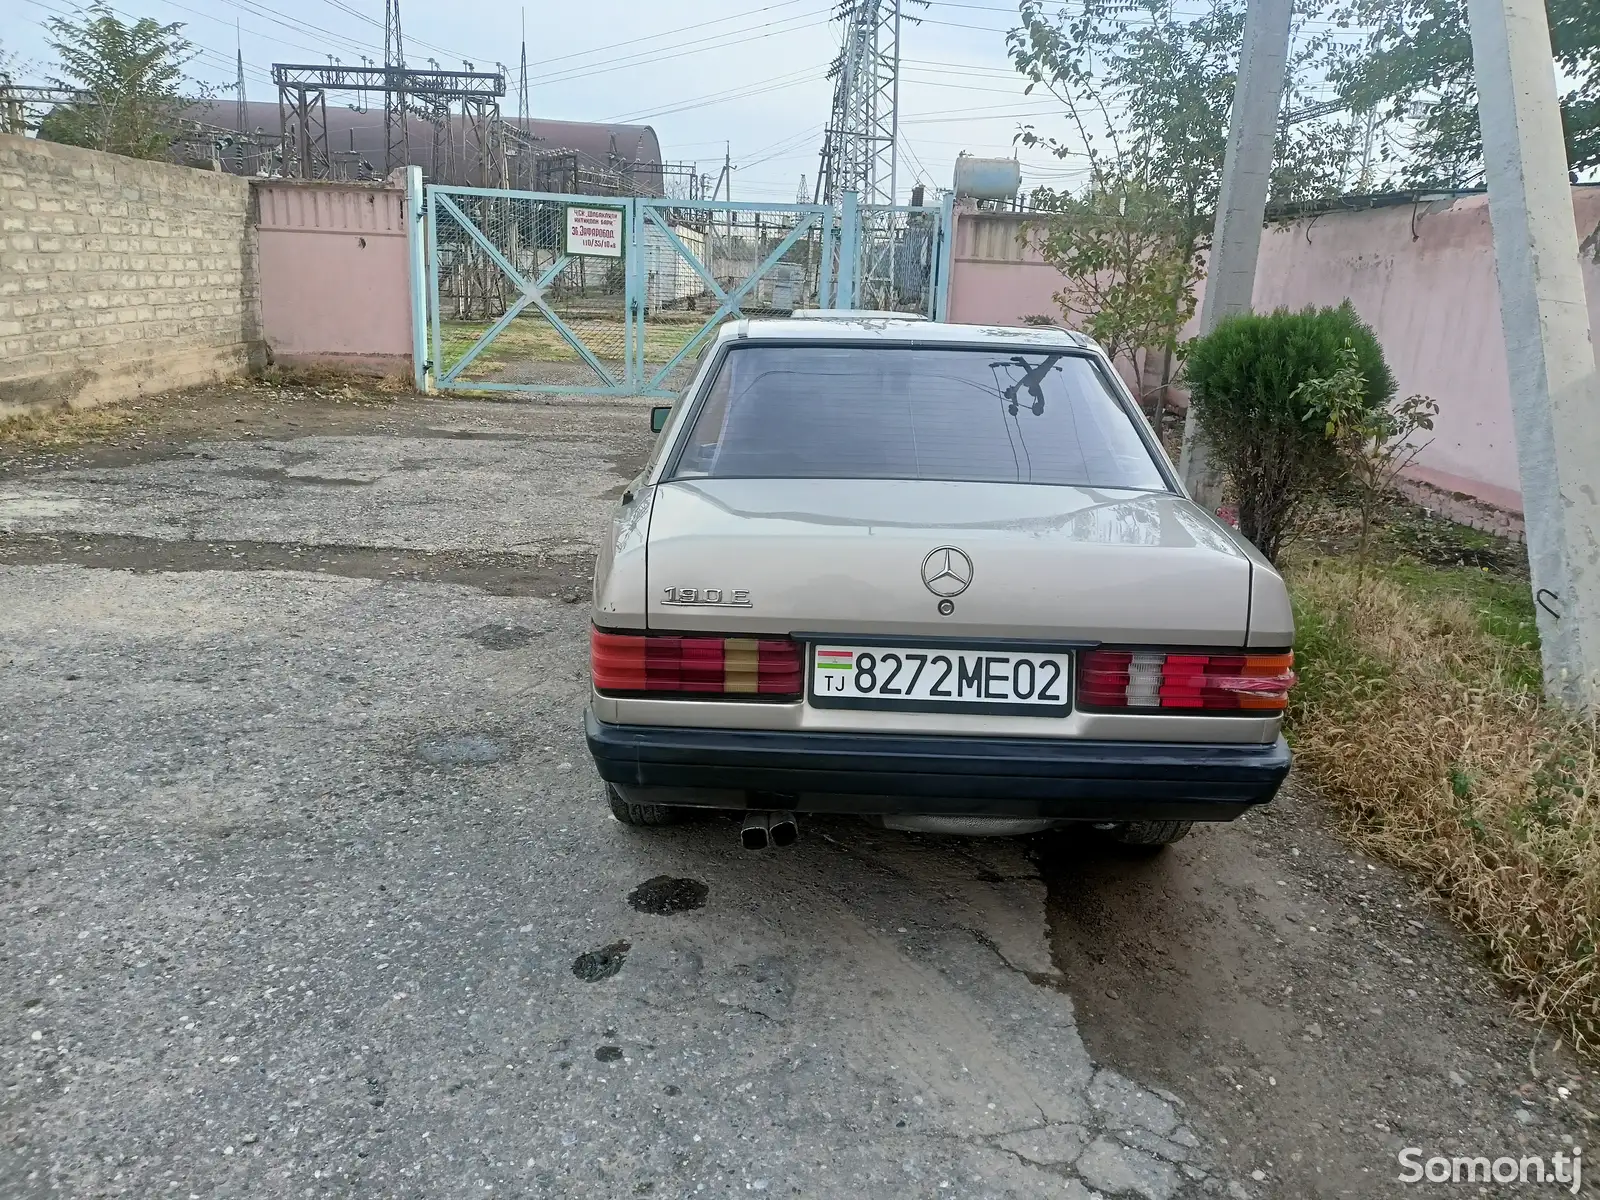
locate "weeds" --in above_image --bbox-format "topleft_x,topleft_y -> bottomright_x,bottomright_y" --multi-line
0,373 -> 404,452
256,364 -> 411,394
0,402 -> 148,448
1287,551 -> 1600,1054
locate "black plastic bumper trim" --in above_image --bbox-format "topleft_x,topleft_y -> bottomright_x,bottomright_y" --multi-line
585,710 -> 1290,821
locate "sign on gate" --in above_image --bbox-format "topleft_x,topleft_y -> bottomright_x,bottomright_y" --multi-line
565,205 -> 624,257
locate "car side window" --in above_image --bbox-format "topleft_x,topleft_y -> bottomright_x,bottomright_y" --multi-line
673,355 -> 735,476
644,342 -> 718,478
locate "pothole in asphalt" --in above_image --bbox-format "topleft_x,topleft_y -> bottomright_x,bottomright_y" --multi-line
627,876 -> 709,915
571,940 -> 631,982
594,1045 -> 623,1062
416,734 -> 510,767
463,622 -> 544,650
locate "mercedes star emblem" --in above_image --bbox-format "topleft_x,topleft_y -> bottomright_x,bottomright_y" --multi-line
921,546 -> 974,598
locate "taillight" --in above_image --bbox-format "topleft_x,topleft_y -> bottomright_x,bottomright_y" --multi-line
1078,650 -> 1295,713
590,628 -> 803,697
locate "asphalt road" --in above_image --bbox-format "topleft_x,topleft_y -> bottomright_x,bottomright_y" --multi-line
1,385 -> 1593,1199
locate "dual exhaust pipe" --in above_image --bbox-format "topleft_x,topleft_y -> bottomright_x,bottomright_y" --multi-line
741,810 -> 798,850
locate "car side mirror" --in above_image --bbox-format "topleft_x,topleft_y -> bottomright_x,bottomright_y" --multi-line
650,406 -> 671,434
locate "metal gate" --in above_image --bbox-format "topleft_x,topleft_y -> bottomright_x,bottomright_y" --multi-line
425,187 -> 951,397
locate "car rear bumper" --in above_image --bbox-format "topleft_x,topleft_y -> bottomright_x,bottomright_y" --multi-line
585,709 -> 1290,822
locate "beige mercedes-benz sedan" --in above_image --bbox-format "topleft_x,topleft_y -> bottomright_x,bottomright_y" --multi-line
585,316 -> 1294,849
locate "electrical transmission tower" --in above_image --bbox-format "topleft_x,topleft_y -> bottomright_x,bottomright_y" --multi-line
817,0 -> 901,209
384,0 -> 408,175
272,63 -> 503,180
235,21 -> 247,136
518,9 -> 530,128
816,0 -> 910,307
233,25 -> 253,173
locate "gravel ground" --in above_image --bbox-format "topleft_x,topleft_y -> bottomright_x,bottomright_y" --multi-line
1,384 -> 1594,1199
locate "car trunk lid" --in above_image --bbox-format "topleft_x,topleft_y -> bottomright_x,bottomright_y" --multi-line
644,478 -> 1253,645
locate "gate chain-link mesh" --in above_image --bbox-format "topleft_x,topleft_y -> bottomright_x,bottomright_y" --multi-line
641,203 -> 828,394
858,205 -> 940,318
434,192 -> 629,389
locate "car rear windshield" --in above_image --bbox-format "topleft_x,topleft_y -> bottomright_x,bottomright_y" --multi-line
668,344 -> 1169,490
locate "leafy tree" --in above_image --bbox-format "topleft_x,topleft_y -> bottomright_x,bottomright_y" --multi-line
1026,174 -> 1203,415
1009,0 -> 1237,234
1180,303 -> 1394,563
38,2 -> 202,160
1324,0 -> 1599,185
1007,0 -> 1354,402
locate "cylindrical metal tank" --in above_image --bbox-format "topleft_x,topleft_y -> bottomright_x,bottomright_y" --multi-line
952,154 -> 1021,201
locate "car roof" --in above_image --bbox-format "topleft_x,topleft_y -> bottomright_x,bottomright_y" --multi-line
789,308 -> 927,321
723,316 -> 1096,351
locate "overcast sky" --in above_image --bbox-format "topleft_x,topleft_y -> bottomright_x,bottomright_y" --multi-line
3,0 -> 1094,201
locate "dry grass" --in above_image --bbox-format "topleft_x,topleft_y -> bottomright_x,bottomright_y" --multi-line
0,375 -> 403,451
256,364 -> 413,394
439,313 -> 715,378
1288,552 -> 1600,1053
0,403 -> 150,448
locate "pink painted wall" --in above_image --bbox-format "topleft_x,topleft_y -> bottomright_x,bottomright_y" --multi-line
947,189 -> 1600,514
947,210 -> 1067,327
254,179 -> 412,374
1208,189 -> 1600,513
946,207 -> 1153,393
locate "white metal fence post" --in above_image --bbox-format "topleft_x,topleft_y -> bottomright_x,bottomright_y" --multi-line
836,191 -> 860,309
404,165 -> 428,391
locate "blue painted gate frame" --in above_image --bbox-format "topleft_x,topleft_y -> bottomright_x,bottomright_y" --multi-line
422,186 -> 950,397
427,185 -> 637,397
633,197 -> 837,396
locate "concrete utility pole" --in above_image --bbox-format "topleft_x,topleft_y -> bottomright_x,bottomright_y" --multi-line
1467,0 -> 1600,709
1177,0 -> 1295,511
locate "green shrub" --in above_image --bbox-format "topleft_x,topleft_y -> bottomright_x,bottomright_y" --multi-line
1182,302 -> 1395,562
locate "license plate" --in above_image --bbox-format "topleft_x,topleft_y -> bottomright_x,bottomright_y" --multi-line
809,644 -> 1072,716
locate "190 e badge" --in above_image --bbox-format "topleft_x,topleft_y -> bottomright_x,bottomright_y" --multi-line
662,586 -> 752,608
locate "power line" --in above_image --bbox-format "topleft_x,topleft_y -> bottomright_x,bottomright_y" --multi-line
189,0 -> 391,63
21,0 -> 834,124
521,0 -> 819,73
744,121 -> 829,160
902,107 -> 1067,125
898,131 -> 935,185
530,12 -> 833,90
900,76 -> 1056,97
903,97 -> 1061,121
901,57 -> 1026,78
143,0 -> 372,70
742,124 -> 831,170
604,64 -> 828,124
22,0 -> 280,89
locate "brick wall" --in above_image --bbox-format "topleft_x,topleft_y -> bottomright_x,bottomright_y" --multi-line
0,134 -> 263,415
1395,477 -> 1527,545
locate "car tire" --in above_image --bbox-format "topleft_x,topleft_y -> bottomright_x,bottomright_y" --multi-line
1108,820 -> 1193,847
606,784 -> 689,827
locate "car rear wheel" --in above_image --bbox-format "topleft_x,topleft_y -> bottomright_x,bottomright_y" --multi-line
606,784 -> 690,827
1108,820 -> 1193,847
